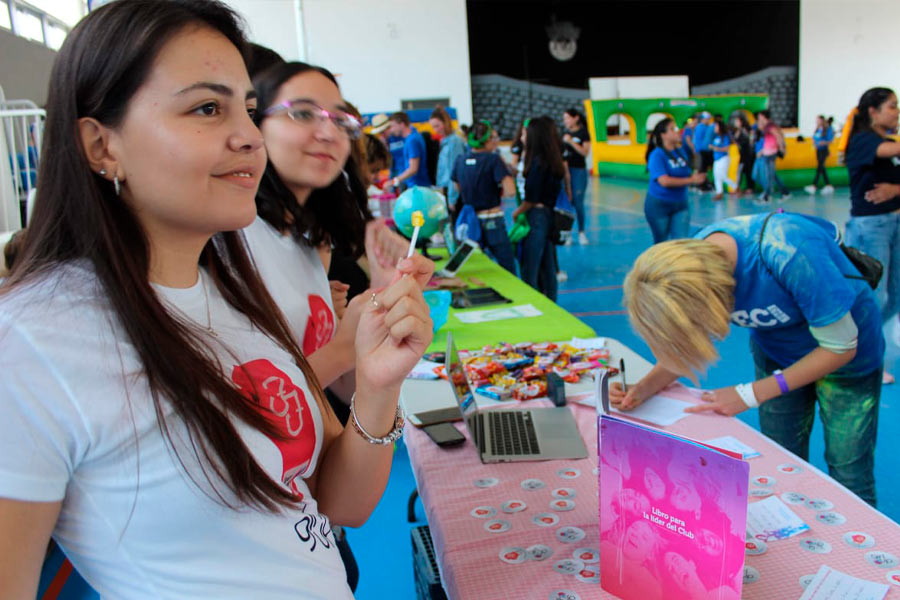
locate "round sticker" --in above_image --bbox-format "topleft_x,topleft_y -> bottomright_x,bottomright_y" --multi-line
781,491 -> 808,505
777,463 -> 804,474
815,511 -> 846,526
885,571 -> 900,586
592,467 -> 599,476
843,531 -> 876,549
527,544 -> 553,562
552,487 -> 577,499
474,477 -> 500,488
553,558 -> 585,575
557,468 -> 581,479
865,551 -> 900,569
799,574 -> 816,589
749,489 -> 774,498
752,475 -> 776,488
805,498 -> 834,511
484,519 -> 511,533
470,506 -> 497,519
498,546 -> 527,564
550,498 -> 576,512
799,538 -> 832,554
745,539 -> 768,555
555,526 -> 586,543
575,564 -> 600,584
573,547 -> 599,563
521,478 -> 546,491
533,512 -> 560,527
743,565 -> 761,584
501,499 -> 527,513
548,591 -> 581,600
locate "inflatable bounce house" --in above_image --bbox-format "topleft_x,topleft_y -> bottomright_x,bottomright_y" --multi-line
583,95 -> 850,188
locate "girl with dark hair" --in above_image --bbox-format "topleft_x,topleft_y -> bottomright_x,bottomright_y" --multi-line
805,114 -> 835,195
643,118 -> 706,244
754,109 -> 790,204
710,116 -> 736,200
430,106 -> 467,209
512,116 -> 566,300
845,87 -> 900,384
450,120 -> 517,273
0,2 -> 433,597
562,108 -> 591,245
731,114 -> 755,197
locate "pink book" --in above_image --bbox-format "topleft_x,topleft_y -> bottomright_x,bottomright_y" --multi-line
598,413 -> 749,600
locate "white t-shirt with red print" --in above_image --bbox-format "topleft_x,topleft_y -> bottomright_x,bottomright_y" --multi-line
0,263 -> 352,600
242,216 -> 336,355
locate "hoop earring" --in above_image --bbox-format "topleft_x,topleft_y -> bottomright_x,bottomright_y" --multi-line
114,175 -> 121,196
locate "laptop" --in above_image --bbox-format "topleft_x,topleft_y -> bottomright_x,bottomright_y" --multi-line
445,334 -> 588,463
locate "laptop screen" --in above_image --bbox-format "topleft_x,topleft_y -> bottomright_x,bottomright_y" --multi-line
445,334 -> 477,430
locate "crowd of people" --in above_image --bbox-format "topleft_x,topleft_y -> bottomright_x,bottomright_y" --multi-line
0,0 -> 899,597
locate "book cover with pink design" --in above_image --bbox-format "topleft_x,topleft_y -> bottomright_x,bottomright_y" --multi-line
599,414 -> 750,600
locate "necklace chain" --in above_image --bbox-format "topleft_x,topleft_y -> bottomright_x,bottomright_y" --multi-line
199,273 -> 217,337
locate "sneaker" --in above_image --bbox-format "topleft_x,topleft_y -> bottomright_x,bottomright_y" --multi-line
713,193 -> 724,201
822,185 -> 834,194
556,270 -> 568,282
883,371 -> 895,385
778,193 -> 791,203
563,235 -> 573,246
753,195 -> 770,206
804,185 -> 817,195
578,232 -> 589,245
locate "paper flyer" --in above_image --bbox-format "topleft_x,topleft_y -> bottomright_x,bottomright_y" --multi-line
599,415 -> 750,600
799,565 -> 889,600
746,495 -> 810,541
453,303 -> 542,324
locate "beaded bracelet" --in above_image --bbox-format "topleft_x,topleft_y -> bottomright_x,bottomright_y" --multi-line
350,393 -> 404,445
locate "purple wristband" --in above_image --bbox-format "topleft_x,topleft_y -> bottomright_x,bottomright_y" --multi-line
773,369 -> 790,395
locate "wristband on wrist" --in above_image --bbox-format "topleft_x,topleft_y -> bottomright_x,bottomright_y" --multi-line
772,369 -> 790,395
350,393 -> 404,445
734,382 -> 759,408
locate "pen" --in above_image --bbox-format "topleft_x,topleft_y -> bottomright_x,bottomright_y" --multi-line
619,358 -> 627,394
407,210 -> 424,258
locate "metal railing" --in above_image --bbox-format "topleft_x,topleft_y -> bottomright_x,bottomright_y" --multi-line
0,98 -> 45,233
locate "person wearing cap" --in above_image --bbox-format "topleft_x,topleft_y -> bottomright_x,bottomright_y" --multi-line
694,112 -> 715,191
612,212 -> 884,507
370,113 -> 405,180
451,120 -> 517,274
387,112 -> 432,189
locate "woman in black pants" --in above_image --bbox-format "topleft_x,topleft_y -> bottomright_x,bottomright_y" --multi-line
732,114 -> 755,197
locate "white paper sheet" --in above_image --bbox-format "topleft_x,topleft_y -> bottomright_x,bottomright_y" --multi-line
578,390 -> 692,426
569,336 -> 607,349
799,565 -> 889,600
746,495 -> 810,542
453,303 -> 543,324
703,435 -> 761,459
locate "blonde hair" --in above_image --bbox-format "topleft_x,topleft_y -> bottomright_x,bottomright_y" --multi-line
623,239 -> 735,377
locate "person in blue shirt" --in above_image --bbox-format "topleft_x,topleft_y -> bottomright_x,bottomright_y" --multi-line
680,116 -> 695,163
386,112 -> 431,189
845,87 -> 900,385
710,117 -> 736,200
429,106 -> 467,210
693,112 -> 715,191
450,120 -> 517,274
805,115 -> 835,195
643,118 -> 706,244
611,212 -> 885,506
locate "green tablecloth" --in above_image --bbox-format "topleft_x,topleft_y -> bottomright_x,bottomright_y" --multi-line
427,249 -> 596,352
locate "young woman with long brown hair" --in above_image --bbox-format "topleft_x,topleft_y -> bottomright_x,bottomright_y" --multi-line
0,1 -> 432,597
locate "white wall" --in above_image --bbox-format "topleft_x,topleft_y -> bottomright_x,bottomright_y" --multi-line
300,0 -> 472,123
225,0 -> 304,62
589,76 -> 689,100
799,0 -> 900,134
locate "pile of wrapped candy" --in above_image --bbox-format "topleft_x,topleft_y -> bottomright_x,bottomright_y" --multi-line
437,342 -> 613,401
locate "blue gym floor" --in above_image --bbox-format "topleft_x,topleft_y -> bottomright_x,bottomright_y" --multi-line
42,178 -> 900,599
349,178 -> 900,599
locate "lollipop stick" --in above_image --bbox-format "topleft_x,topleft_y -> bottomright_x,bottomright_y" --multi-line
406,210 -> 424,258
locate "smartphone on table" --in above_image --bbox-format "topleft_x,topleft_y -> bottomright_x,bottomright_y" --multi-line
407,406 -> 462,427
423,422 -> 466,447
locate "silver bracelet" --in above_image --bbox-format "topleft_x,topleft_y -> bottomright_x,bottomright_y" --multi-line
350,393 -> 404,445
734,382 -> 759,408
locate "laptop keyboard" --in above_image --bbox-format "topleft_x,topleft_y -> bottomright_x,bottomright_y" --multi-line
489,411 -> 540,456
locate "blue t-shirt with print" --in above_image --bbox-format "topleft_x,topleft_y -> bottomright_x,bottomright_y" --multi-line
403,128 -> 432,187
712,134 -> 732,160
647,146 -> 692,204
695,213 -> 883,376
388,135 -> 405,177
813,126 -> 834,148
451,150 -> 509,211
845,130 -> 900,216
694,122 -> 710,151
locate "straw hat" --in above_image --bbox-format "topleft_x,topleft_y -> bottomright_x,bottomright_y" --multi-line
369,113 -> 390,134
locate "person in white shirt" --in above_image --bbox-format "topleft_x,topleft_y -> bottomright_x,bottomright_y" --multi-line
0,2 -> 433,599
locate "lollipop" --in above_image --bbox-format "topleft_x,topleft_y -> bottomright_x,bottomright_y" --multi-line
406,210 -> 425,258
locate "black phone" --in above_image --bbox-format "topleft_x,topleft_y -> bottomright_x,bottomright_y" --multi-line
451,287 -> 513,309
408,406 -> 462,427
423,422 -> 466,447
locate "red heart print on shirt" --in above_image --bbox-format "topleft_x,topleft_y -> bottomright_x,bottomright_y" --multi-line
302,294 -> 335,356
232,359 -> 316,493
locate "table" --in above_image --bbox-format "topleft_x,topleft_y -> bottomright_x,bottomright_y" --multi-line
401,338 -> 900,599
426,249 -> 595,353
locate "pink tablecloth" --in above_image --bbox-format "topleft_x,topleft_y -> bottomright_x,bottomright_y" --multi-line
404,385 -> 900,600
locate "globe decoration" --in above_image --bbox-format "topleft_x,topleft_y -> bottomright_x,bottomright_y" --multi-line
392,186 -> 447,240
